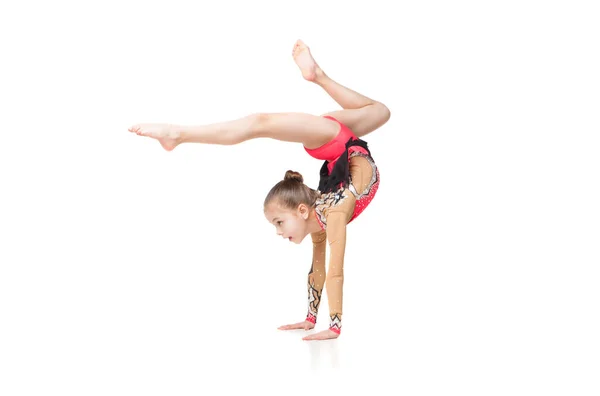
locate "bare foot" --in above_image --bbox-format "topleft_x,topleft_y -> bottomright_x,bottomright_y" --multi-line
292,39 -> 325,82
128,123 -> 181,151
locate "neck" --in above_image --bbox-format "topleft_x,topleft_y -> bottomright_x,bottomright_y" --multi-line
307,208 -> 323,234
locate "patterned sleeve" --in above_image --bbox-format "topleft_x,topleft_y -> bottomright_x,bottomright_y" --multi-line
322,210 -> 348,334
306,229 -> 327,323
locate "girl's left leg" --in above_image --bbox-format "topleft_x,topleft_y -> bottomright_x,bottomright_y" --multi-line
127,111 -> 340,151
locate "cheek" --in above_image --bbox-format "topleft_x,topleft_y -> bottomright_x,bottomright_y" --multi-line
289,220 -> 302,233
284,223 -> 294,233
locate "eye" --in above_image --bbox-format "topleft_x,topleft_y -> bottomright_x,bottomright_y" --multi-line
277,221 -> 283,225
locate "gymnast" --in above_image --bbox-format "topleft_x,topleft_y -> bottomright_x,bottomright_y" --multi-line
128,40 -> 391,341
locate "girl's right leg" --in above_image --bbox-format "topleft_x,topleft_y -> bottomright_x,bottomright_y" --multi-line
127,111 -> 340,151
292,40 -> 391,138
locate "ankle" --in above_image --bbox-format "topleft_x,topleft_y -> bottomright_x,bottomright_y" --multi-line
313,69 -> 328,85
169,124 -> 185,144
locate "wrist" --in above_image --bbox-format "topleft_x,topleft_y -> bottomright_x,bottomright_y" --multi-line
329,314 -> 342,334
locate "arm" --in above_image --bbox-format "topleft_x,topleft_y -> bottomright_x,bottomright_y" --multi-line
323,210 -> 348,334
306,230 -> 327,324
301,190 -> 356,341
278,230 -> 327,332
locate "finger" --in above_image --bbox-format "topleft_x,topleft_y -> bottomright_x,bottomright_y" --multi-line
279,324 -> 301,330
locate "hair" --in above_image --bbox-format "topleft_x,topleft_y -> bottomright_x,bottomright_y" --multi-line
264,170 -> 320,211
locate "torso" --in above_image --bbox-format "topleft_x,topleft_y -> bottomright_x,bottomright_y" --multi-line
304,116 -> 380,231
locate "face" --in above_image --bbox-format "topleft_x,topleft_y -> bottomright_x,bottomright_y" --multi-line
264,202 -> 311,244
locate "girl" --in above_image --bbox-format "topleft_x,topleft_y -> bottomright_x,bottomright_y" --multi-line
128,40 -> 391,341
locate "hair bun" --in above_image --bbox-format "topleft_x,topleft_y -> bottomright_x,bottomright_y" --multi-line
284,170 -> 304,183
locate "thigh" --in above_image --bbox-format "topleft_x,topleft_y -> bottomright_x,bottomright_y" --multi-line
322,103 -> 391,138
346,154 -> 380,223
348,155 -> 374,196
258,112 -> 340,149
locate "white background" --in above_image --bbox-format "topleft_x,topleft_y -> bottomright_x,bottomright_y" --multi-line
1,0 -> 599,394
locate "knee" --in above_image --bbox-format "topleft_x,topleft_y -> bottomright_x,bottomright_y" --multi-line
253,112 -> 268,125
251,113 -> 271,135
376,102 -> 391,125
234,113 -> 268,143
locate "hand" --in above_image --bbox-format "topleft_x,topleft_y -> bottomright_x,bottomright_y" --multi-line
278,320 -> 315,331
302,329 -> 340,341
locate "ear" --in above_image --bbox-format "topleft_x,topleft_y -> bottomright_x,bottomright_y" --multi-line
297,203 -> 310,220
